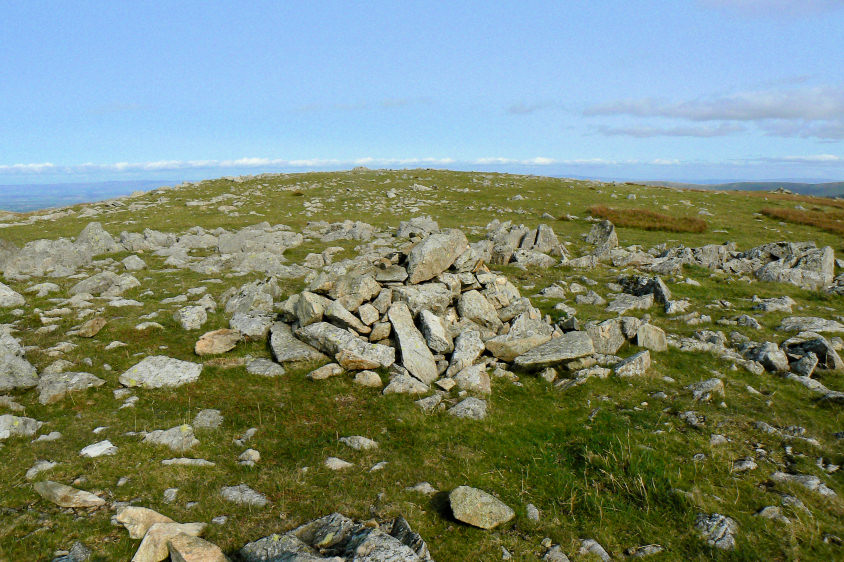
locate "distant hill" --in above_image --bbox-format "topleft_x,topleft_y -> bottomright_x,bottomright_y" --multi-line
639,180 -> 844,198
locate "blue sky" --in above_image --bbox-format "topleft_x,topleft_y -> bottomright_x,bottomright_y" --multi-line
1,0 -> 843,184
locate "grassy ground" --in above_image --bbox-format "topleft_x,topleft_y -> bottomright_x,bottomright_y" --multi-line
0,169 -> 842,560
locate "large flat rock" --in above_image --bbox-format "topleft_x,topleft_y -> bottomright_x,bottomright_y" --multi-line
513,331 -> 594,370
119,356 -> 202,389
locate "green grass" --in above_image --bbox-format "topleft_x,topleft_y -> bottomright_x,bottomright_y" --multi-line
0,169 -> 842,560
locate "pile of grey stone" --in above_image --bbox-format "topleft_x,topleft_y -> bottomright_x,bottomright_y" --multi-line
253,227 -> 658,407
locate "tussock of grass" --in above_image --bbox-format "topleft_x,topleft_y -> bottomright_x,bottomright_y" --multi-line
761,207 -> 844,236
588,205 -> 707,233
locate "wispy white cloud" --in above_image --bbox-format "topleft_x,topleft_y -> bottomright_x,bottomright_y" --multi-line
595,123 -> 745,138
585,86 -> 844,122
761,119 -> 844,140
698,0 -> 844,15
0,157 -> 459,176
750,154 -> 844,164
3,154 -> 842,178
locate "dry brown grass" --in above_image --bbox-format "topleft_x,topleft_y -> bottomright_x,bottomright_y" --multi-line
761,207 -> 844,236
588,205 -> 707,233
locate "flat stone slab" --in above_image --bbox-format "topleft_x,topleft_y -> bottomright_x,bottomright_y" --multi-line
119,356 -> 202,389
34,481 -> 105,508
513,331 -> 594,370
778,317 -> 844,333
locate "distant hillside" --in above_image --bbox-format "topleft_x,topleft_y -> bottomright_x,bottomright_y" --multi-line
640,180 -> 844,198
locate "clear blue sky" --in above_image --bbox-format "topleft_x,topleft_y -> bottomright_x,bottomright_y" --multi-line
1,0 -> 843,184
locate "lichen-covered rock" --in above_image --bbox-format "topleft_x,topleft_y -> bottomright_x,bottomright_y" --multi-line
143,425 -> 200,452
0,414 -> 43,439
119,356 -> 202,389
388,302 -> 438,384
406,229 -> 468,284
37,372 -> 105,404
449,486 -> 515,529
695,513 -> 737,550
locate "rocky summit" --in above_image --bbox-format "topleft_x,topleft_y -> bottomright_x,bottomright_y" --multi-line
0,169 -> 842,560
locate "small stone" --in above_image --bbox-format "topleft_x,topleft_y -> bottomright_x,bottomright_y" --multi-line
339,436 -> 379,450
448,397 -> 487,420
695,512 -> 738,550
220,484 -> 268,507
353,370 -> 382,387
193,409 -> 223,430
26,460 -> 58,480
325,457 -> 354,470
307,362 -> 344,380
80,440 -> 117,458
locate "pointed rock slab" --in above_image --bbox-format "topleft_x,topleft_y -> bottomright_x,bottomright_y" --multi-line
119,356 -> 202,389
132,522 -> 206,562
449,486 -> 515,529
34,481 -> 105,508
446,331 -> 486,376
513,331 -> 594,370
406,229 -> 468,284
614,350 -> 651,377
116,506 -> 175,539
0,281 -> 25,307
418,309 -> 453,353
457,290 -> 503,332
168,533 -> 228,562
194,329 -> 241,356
295,322 -> 394,370
269,322 -> 327,364
388,302 -> 438,384
324,300 -> 371,335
